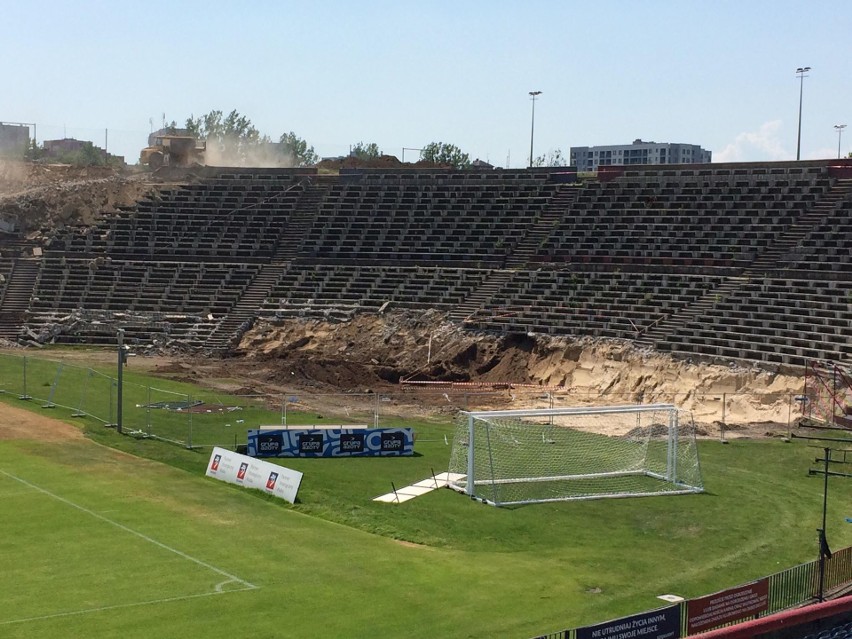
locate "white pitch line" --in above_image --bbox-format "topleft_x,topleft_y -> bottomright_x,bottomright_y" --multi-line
0,588 -> 255,627
0,469 -> 257,590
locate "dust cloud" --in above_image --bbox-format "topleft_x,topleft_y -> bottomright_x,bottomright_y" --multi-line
0,159 -> 28,196
203,137 -> 296,168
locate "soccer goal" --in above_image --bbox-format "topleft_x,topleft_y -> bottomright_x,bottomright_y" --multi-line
447,404 -> 703,506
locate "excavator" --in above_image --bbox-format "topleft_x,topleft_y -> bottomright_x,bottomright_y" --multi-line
139,134 -> 205,169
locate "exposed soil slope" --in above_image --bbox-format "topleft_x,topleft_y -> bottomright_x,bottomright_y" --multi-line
231,311 -> 803,436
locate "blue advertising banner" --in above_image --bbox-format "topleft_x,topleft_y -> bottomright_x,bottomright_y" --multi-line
247,427 -> 415,458
575,605 -> 681,639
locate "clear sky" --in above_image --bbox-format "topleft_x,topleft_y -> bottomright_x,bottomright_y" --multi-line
2,0 -> 850,167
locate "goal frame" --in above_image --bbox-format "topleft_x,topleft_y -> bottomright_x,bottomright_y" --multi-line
449,403 -> 703,506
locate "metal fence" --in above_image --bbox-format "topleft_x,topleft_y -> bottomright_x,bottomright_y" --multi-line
0,352 -> 431,449
533,545 -> 852,639
0,351 -> 812,450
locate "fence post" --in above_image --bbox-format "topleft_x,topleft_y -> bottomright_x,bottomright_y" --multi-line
818,447 -> 830,602
374,392 -> 379,428
786,393 -> 793,442
72,369 -> 92,417
187,395 -> 193,449
108,376 -> 115,426
146,385 -> 152,436
116,328 -> 124,434
20,356 -> 31,400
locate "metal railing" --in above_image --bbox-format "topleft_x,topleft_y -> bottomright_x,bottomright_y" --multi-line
533,545 -> 852,639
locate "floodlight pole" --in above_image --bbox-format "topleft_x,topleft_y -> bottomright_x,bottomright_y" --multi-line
835,125 -> 847,159
529,91 -> 541,168
116,328 -> 124,434
796,67 -> 811,161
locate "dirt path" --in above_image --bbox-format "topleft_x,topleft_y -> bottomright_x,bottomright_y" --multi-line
0,402 -> 83,442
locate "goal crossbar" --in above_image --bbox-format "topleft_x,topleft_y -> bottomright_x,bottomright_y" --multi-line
464,403 -> 677,420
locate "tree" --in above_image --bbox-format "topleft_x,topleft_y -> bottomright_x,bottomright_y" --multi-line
50,142 -> 106,167
532,148 -> 567,167
23,140 -> 44,162
278,131 -> 318,167
185,109 -> 268,162
350,141 -> 381,159
420,142 -> 471,169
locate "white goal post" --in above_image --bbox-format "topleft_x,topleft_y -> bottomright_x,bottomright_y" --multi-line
447,403 -> 703,506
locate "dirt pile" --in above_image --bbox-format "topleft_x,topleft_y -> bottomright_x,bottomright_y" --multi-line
234,311 -> 804,434
0,160 -> 164,235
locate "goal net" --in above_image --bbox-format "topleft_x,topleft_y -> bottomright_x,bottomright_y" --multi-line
447,404 -> 703,506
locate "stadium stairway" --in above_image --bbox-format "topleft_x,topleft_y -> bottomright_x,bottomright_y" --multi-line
633,274 -> 748,350
504,185 -> 579,269
273,178 -> 333,262
203,180 -> 332,353
448,270 -> 511,323
635,177 -> 852,352
450,185 -> 581,325
0,258 -> 40,341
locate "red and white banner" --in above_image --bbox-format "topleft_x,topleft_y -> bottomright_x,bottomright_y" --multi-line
206,446 -> 303,504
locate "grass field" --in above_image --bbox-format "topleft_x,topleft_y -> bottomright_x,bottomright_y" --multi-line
1,351 -> 851,638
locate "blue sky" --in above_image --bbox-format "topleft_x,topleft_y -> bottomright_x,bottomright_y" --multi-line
2,0 -> 850,166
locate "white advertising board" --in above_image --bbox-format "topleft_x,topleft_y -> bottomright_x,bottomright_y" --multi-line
205,446 -> 303,504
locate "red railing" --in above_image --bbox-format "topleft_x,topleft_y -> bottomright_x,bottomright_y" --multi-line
803,360 -> 852,429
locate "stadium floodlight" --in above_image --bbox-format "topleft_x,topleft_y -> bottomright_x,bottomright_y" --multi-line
835,125 -> 846,159
447,404 -> 703,506
528,91 -> 542,168
796,66 -> 811,161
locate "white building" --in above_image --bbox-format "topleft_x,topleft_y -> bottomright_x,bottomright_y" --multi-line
570,139 -> 711,172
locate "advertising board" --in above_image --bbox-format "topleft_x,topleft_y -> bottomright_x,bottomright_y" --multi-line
575,604 -> 681,639
247,427 -> 414,457
686,578 -> 769,634
206,446 -> 303,504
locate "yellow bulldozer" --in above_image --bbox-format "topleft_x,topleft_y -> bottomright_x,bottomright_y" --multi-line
139,134 -> 205,169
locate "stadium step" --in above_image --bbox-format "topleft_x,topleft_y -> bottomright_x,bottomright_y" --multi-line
746,179 -> 852,273
0,258 -> 41,341
635,275 -> 748,348
274,180 -> 331,262
449,270 -> 513,323
204,179 -> 332,352
504,185 -> 579,269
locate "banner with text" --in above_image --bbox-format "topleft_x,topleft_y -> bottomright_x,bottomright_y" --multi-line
575,604 -> 680,639
206,446 -> 303,504
247,427 -> 414,457
686,578 -> 769,634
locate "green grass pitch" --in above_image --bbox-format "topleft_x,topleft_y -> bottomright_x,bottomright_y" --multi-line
0,352 -> 850,638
